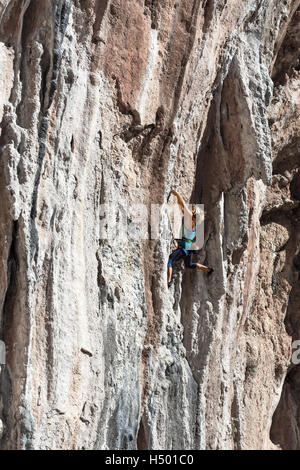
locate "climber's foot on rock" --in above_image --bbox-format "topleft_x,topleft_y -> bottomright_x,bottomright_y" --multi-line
168,281 -> 172,288
207,267 -> 214,276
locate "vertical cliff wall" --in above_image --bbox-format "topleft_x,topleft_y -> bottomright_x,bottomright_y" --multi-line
0,0 -> 299,450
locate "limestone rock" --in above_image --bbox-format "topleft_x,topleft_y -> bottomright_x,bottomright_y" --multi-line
0,0 -> 299,450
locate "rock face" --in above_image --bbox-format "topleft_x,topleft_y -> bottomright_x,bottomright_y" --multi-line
0,0 -> 299,450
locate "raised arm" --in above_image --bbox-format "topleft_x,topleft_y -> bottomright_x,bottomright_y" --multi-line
170,190 -> 193,218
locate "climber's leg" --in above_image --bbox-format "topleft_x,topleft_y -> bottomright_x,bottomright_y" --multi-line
184,251 -> 197,269
167,267 -> 172,284
196,263 -> 212,272
167,247 -> 185,284
185,251 -> 214,273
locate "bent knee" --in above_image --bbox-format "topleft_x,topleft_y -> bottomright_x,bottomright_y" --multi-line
187,262 -> 197,269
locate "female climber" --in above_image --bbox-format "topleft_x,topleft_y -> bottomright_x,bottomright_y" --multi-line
167,189 -> 214,288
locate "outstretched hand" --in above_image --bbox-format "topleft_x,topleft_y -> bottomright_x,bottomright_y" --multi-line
167,188 -> 176,202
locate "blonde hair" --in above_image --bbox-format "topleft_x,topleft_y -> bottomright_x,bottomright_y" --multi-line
192,205 -> 204,223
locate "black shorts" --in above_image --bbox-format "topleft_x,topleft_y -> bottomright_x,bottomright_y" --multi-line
167,247 -> 198,269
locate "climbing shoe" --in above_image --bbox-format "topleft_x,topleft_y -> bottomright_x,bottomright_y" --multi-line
168,281 -> 172,288
207,267 -> 214,276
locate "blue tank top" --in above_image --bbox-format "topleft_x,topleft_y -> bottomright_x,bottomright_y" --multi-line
180,223 -> 196,254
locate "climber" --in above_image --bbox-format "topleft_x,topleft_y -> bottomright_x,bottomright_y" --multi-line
167,189 -> 214,288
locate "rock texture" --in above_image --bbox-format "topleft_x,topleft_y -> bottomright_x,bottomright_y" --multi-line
0,0 -> 299,450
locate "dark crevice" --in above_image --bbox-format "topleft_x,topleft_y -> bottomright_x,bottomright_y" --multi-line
273,137 -> 300,176
97,130 -> 102,150
44,251 -> 55,401
1,220 -> 19,339
203,0 -> 215,33
202,0 -> 227,34
136,417 -> 148,450
0,363 -> 12,449
0,217 -> 35,449
271,362 -> 300,449
260,203 -> 300,226
70,134 -> 75,152
272,7 -> 300,86
113,76 -> 141,126
0,220 -> 19,448
144,0 -> 159,29
120,123 -> 155,144
0,0 -> 24,44
39,46 -> 52,112
92,0 -> 109,37
290,170 -> 300,200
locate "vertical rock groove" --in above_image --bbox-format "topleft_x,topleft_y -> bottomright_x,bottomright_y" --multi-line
0,0 -> 299,450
